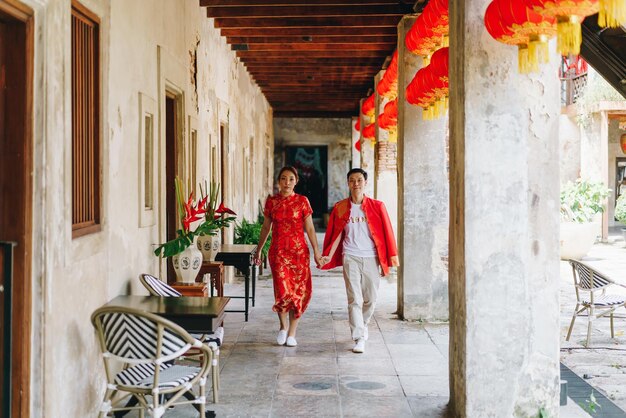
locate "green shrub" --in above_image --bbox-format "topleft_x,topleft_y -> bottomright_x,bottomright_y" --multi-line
234,218 -> 271,259
560,179 -> 611,223
615,194 -> 626,225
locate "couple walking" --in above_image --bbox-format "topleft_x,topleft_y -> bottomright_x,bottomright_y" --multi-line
254,166 -> 399,353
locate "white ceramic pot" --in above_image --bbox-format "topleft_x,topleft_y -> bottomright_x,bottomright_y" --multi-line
172,237 -> 203,283
197,234 -> 220,262
559,221 -> 600,260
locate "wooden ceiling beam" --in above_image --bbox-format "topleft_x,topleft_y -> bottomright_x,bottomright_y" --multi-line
237,50 -> 389,58
242,57 -> 384,64
240,42 -> 395,51
201,0 -> 412,6
220,26 -> 397,36
227,35 -> 397,44
273,111 -> 356,118
205,4 -> 413,18
213,16 -> 403,28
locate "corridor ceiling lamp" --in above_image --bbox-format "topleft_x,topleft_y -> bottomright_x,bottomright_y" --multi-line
598,0 -> 626,28
484,1 -> 532,74
496,0 -> 557,72
362,94 -> 376,122
376,51 -> 399,100
523,0 -> 598,55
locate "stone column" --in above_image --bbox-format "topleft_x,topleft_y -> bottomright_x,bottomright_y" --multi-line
374,71 -> 399,236
397,16 -> 449,321
448,0 -> 560,416
360,99 -> 376,196
352,117 -> 361,169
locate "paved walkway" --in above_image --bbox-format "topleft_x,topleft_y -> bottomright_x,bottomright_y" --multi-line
123,232 -> 626,417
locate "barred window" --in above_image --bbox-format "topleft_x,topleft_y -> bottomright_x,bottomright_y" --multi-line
71,2 -> 101,237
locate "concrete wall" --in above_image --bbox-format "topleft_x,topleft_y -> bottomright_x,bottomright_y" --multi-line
23,0 -> 272,416
559,109 -> 582,185
273,117 -> 352,211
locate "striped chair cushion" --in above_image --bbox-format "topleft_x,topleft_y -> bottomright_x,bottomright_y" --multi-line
114,363 -> 201,389
140,274 -> 182,297
101,312 -> 187,359
581,294 -> 625,306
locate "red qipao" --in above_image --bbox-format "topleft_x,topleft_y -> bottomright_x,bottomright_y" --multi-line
322,196 -> 399,276
264,193 -> 313,318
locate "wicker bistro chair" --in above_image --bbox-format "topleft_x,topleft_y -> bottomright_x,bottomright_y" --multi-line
566,260 -> 626,347
91,306 -> 212,418
139,274 -> 223,402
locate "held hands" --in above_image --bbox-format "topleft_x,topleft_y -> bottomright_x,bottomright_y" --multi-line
315,254 -> 331,268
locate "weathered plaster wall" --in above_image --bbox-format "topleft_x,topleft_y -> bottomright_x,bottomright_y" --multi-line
273,117 -> 352,210
24,1 -> 272,416
449,0 -> 560,416
559,110 -> 582,184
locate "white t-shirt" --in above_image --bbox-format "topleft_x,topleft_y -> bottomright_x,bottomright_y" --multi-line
343,203 -> 377,258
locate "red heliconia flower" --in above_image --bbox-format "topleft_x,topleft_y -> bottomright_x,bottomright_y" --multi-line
182,193 -> 207,232
215,202 -> 237,216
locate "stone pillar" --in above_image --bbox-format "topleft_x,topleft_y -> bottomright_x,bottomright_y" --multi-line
351,117 -> 361,169
448,0 -> 561,416
374,71 -> 399,236
397,16 -> 449,321
600,110 -> 609,241
360,101 -> 376,196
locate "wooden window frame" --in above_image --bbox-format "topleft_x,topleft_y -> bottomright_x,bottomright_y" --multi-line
71,0 -> 101,238
138,92 -> 157,227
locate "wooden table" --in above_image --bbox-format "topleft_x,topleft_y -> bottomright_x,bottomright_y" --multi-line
103,295 -> 229,334
214,244 -> 257,321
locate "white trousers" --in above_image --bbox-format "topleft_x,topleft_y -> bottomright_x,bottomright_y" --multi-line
342,254 -> 381,341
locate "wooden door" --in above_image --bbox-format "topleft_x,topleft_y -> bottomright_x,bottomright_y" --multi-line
165,94 -> 179,283
0,2 -> 33,417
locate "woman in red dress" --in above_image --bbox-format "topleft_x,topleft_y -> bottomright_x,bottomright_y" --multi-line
255,166 -> 322,347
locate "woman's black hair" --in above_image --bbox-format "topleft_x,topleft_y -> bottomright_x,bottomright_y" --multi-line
278,166 -> 299,182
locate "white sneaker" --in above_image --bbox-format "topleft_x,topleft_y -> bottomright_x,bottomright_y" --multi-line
277,330 -> 287,345
363,327 -> 369,341
286,336 -> 297,347
353,338 -> 365,353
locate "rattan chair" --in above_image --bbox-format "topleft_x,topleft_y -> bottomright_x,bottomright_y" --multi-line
566,259 -> 626,347
91,306 -> 211,418
139,273 -> 223,402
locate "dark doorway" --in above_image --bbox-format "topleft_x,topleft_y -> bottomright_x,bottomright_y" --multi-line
0,2 -> 33,417
165,93 -> 180,283
285,146 -> 328,218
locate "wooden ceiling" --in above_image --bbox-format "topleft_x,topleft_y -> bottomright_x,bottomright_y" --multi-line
201,0 -> 417,118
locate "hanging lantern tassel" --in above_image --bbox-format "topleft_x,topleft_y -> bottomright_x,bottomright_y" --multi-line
517,44 -> 531,74
599,0 -> 626,28
528,33 -> 550,67
556,15 -> 583,56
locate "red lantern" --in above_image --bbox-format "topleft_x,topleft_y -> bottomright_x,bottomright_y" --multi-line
355,139 -> 362,152
524,0 -> 598,55
377,50 -> 398,99
379,99 -> 398,131
422,6 -> 449,48
485,1 -> 532,73
355,118 -> 360,132
621,133 -> 626,154
362,94 -> 375,120
362,123 -> 375,140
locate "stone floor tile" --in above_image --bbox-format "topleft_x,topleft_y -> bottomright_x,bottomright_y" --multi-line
269,394 -> 341,417
399,375 -> 450,397
275,374 -> 338,396
337,356 -> 397,376
279,356 -> 338,375
284,342 -> 337,357
340,393 -> 414,417
338,375 -> 404,397
406,396 -> 450,418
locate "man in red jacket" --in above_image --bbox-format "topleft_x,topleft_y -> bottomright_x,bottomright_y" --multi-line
320,168 -> 399,353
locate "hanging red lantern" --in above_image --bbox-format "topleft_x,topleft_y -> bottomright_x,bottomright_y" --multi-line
598,0 -> 626,28
422,6 -> 449,48
362,94 -> 375,120
429,47 -> 449,115
355,139 -> 362,152
524,0 -> 598,55
497,0 -> 556,72
362,123 -> 376,140
377,51 -> 398,99
484,1 -> 532,73
621,133 -> 626,154
379,99 -> 398,131
355,118 -> 361,132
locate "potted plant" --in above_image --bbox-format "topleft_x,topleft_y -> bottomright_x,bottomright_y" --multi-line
153,177 -> 207,283
234,216 -> 271,273
560,179 -> 611,260
614,193 -> 626,243
196,180 -> 237,262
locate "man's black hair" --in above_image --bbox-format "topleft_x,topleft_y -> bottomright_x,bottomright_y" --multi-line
347,168 -> 368,181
